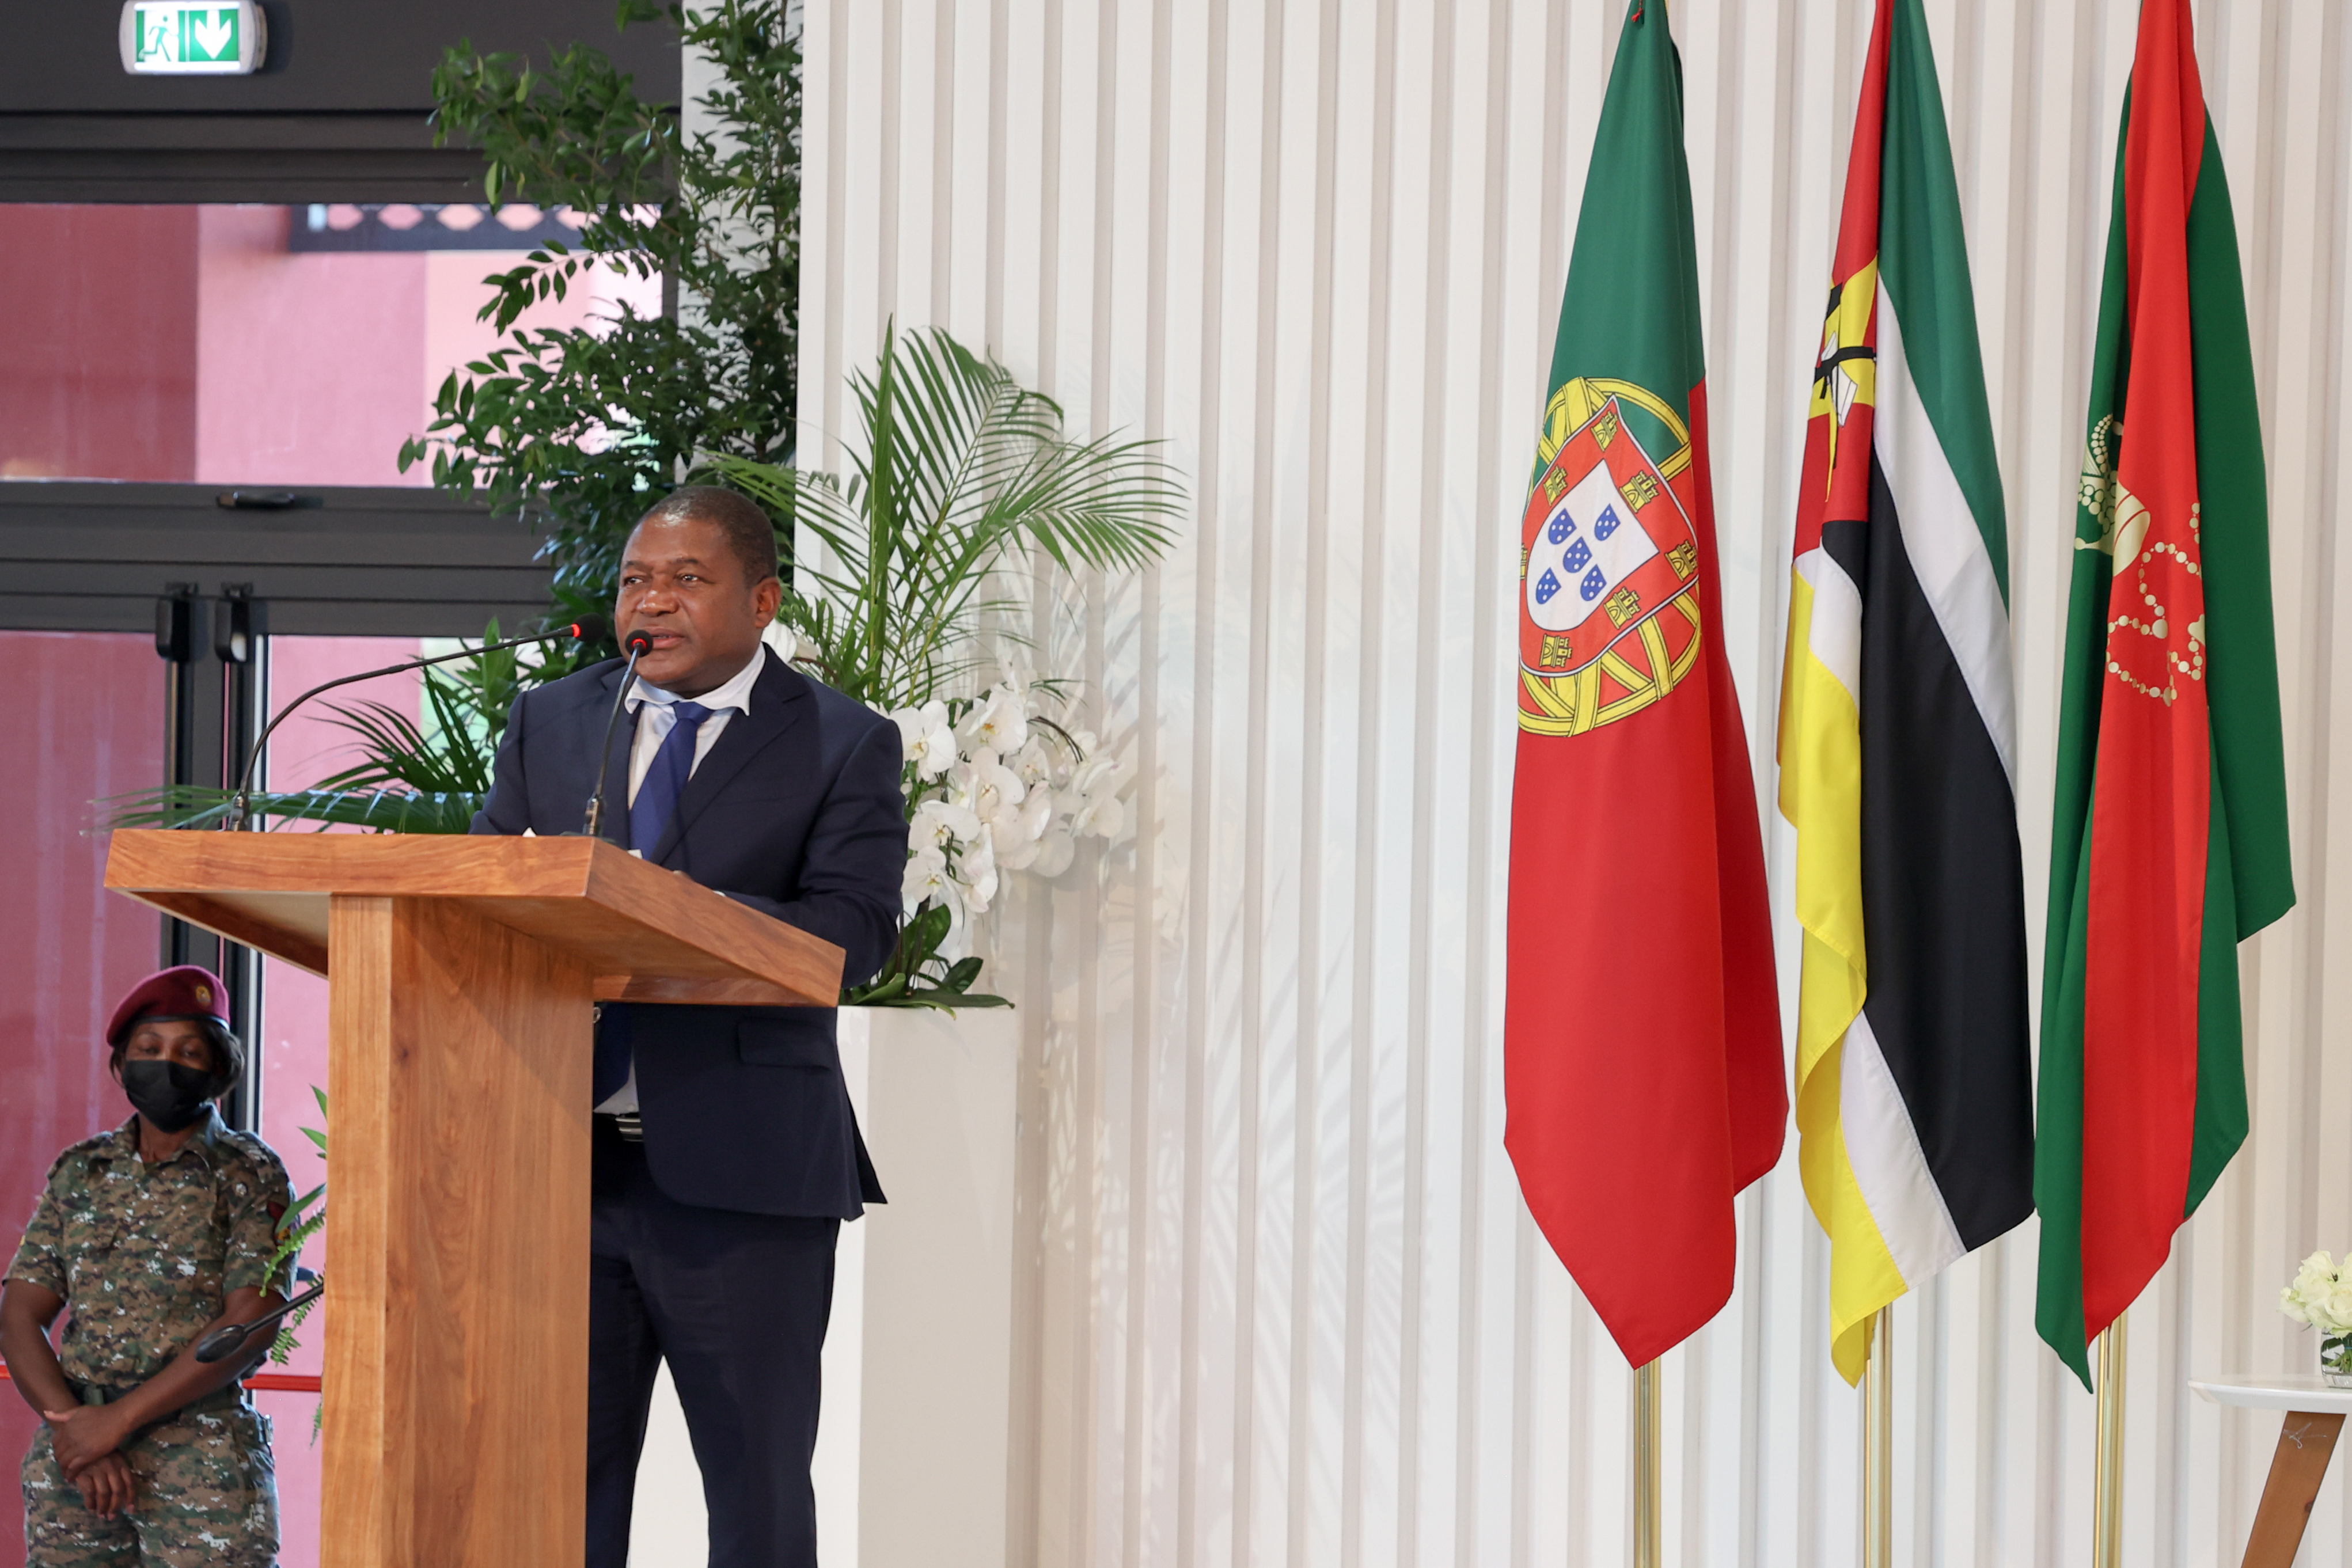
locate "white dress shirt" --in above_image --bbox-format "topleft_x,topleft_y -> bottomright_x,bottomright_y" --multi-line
623,641 -> 768,804
598,642 -> 768,1115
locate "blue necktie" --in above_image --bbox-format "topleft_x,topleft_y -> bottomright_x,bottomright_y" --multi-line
597,700 -> 714,1106
629,700 -> 714,859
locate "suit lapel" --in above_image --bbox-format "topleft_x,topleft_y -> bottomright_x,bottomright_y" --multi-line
646,648 -> 814,866
587,663 -> 641,851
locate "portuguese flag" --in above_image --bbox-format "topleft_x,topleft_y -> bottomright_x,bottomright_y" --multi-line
2036,0 -> 2294,1388
1778,0 -> 2034,1387
1504,0 -> 1784,1369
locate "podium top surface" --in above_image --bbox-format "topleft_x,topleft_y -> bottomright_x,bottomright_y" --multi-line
2188,1375 -> 2352,1414
104,830 -> 845,1008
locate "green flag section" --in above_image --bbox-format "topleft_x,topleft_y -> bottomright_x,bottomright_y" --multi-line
1505,0 -> 1784,1370
2036,0 -> 2294,1389
1778,0 -> 2034,1388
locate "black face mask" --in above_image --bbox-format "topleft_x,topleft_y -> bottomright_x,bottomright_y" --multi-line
122,1060 -> 226,1133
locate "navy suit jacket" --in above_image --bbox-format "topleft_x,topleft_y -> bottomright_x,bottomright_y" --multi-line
471,646 -> 908,1218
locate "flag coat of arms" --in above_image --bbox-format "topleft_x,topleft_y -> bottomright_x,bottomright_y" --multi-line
1505,0 -> 1785,1370
1776,0 -> 2035,1386
2036,0 -> 2293,1386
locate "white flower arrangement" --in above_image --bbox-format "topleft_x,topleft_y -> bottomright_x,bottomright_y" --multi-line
2279,1251 -> 2352,1337
886,674 -> 1133,961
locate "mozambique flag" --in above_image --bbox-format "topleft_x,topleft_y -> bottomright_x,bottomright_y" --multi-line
2036,0 -> 2293,1387
1504,0 -> 1784,1369
1777,0 -> 2034,1387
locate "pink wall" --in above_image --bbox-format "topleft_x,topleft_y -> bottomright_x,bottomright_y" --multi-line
0,207 -> 198,481
194,208 -> 428,488
0,634 -> 168,1568
2,204 -> 659,489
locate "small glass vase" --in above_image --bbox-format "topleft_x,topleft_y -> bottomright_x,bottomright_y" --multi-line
2321,1333 -> 2352,1389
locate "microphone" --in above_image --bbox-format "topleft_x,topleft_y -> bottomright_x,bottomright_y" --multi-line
581,629 -> 655,840
219,616 -> 612,832
192,1275 -> 325,1365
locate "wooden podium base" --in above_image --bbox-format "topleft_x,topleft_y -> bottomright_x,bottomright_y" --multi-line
324,897 -> 594,1568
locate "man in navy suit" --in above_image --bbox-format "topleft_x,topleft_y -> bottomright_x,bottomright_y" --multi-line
472,486 -> 908,1568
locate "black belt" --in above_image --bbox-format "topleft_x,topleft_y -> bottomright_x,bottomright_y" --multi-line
68,1380 -> 243,1418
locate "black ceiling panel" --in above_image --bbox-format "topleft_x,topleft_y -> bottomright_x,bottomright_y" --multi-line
0,1 -> 679,204
0,483 -> 555,637
0,1 -> 678,114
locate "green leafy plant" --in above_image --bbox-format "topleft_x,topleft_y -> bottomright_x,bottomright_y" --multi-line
263,1087 -> 329,1354
401,0 -> 803,619
267,1087 -> 330,1440
712,324 -> 1185,712
103,631 -> 526,833
715,325 -> 1181,1010
843,901 -> 1009,1010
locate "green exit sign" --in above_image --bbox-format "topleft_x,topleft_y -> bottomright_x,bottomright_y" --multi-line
118,1 -> 267,75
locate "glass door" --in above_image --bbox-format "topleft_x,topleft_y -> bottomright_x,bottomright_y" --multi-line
0,200 -> 643,1567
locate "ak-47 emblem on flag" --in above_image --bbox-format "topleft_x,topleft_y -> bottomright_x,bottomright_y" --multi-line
1518,391 -> 1704,736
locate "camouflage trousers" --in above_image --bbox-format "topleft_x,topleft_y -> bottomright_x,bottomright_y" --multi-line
21,1388 -> 278,1567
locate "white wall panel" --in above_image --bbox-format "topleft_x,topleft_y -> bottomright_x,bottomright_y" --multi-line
797,1 -> 2352,1561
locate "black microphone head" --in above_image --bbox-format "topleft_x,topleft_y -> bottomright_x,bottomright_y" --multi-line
567,613 -> 613,643
623,629 -> 655,656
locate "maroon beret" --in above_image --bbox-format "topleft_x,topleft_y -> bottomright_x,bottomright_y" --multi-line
105,965 -> 232,1049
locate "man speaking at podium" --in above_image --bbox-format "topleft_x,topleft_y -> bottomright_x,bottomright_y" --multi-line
472,487 -> 909,1568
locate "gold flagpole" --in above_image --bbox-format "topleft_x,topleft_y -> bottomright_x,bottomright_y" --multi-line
1633,1358 -> 1662,1568
1861,1308 -> 1894,1568
2092,1311 -> 2129,1567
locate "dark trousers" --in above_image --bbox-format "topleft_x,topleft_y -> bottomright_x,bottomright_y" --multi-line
587,1122 -> 841,1568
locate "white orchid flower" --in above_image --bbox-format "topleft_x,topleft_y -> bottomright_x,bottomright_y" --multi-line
889,698 -> 948,755
909,796 -> 981,852
990,785 -> 1055,870
911,719 -> 960,779
966,751 -> 1028,825
901,845 -> 953,913
1071,791 -> 1125,841
958,836 -> 1000,914
1071,746 -> 1132,800
1027,823 -> 1078,878
957,685 -> 1030,755
1008,736 -> 1060,789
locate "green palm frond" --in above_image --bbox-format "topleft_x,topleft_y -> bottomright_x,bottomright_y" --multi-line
103,785 -> 483,835
707,323 -> 1185,711
100,627 -> 522,837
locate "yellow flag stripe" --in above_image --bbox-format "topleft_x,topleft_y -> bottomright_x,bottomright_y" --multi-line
1780,563 -> 1915,1383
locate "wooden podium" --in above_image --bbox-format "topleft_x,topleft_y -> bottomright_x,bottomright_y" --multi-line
102,830 -> 845,1568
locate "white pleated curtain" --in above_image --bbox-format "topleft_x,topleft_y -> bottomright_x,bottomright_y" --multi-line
792,0 -> 2352,1562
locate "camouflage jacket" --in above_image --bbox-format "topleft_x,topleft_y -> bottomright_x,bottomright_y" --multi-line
6,1109 -> 295,1387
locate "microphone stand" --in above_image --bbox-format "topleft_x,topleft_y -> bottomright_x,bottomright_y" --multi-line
581,633 -> 654,839
219,618 -> 608,832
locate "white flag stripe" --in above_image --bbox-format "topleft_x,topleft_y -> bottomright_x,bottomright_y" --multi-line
1838,1008 -> 1967,1288
1870,283 -> 2019,789
1793,545 -> 1864,696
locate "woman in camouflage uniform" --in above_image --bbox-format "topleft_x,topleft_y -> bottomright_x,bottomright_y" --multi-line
0,966 -> 295,1567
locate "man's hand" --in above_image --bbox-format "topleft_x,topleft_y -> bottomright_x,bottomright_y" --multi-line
41,1403 -> 133,1476
70,1452 -> 135,1518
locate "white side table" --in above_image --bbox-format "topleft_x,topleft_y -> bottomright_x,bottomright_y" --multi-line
2190,1375 -> 2352,1566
